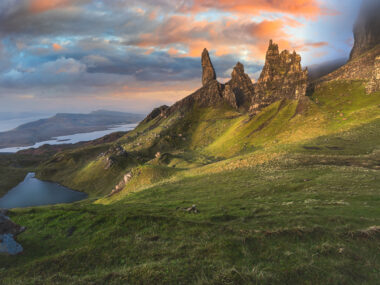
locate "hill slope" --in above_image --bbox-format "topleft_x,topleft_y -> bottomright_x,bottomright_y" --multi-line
0,110 -> 145,148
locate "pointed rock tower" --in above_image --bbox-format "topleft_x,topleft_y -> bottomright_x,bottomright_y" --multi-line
201,48 -> 217,86
251,40 -> 308,113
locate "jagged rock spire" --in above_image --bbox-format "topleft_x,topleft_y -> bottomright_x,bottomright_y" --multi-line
201,48 -> 216,86
251,40 -> 308,114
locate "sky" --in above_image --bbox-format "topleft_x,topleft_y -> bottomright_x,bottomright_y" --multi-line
0,0 -> 363,114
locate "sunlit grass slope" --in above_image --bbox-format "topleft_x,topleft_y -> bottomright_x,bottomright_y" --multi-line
3,79 -> 378,284
2,157 -> 380,284
36,79 -> 380,200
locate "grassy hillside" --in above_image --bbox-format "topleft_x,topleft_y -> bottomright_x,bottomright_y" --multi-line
36,79 -> 380,198
2,148 -> 379,284
1,78 -> 380,284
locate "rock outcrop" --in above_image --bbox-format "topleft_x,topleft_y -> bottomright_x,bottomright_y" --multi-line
225,62 -> 255,110
141,105 -> 169,124
202,48 -> 217,86
149,42 -> 308,118
251,40 -> 308,113
366,56 -> 380,94
350,0 -> 380,60
0,210 -> 25,255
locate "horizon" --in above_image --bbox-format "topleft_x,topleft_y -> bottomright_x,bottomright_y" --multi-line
0,0 -> 363,114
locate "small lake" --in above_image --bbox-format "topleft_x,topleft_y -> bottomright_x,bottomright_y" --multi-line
0,123 -> 137,153
0,173 -> 88,209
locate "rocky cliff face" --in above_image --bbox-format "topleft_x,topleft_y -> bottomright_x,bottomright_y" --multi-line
366,56 -> 380,94
154,43 -> 307,118
350,0 -> 380,60
312,1 -> 380,92
251,40 -> 308,113
168,49 -> 235,113
225,62 -> 255,110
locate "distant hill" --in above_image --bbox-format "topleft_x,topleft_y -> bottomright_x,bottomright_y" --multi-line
0,110 -> 145,148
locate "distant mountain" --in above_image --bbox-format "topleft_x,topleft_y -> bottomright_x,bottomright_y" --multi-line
0,112 -> 52,121
0,110 -> 145,148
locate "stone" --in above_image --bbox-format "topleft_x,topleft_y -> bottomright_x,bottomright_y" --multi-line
222,85 -> 238,109
350,0 -> 380,60
225,62 -> 255,110
124,173 -> 132,183
201,48 -> 216,86
185,204 -> 199,214
0,214 -> 25,236
251,40 -> 308,113
366,56 -> 380,94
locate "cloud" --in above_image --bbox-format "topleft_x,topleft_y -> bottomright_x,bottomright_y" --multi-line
28,0 -> 91,13
0,0 -> 358,113
189,0 -> 327,18
52,43 -> 63,51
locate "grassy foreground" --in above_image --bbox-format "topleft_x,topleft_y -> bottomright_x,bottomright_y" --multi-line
2,158 -> 380,284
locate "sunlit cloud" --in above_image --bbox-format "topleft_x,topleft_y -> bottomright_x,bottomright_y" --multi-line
0,0 -> 362,113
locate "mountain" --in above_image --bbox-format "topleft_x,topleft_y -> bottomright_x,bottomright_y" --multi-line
0,110 -> 145,148
34,36 -> 379,198
2,9 -> 380,284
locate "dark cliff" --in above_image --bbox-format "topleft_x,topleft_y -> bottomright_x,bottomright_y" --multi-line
350,0 -> 380,60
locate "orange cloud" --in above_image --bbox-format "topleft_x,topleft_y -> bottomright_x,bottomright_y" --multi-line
52,43 -> 63,51
29,0 -> 90,13
136,15 -> 292,59
191,0 -> 326,18
306,41 -> 329,48
29,0 -> 69,13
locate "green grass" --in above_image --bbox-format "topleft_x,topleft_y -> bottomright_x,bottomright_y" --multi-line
1,162 -> 379,284
2,79 -> 379,284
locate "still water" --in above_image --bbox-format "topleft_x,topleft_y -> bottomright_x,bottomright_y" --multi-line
0,173 -> 88,209
0,123 -> 137,153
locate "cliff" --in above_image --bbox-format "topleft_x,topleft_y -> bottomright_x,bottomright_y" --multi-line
251,40 -> 308,113
350,0 -> 380,60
